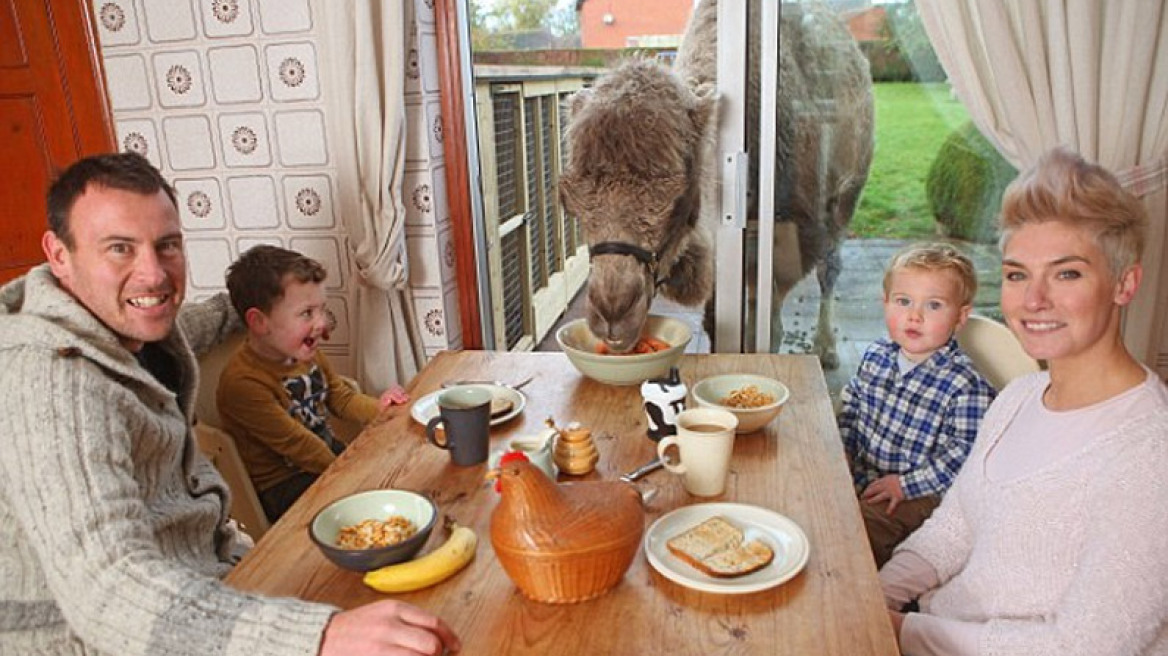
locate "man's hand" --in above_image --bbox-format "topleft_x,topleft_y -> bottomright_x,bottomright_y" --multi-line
861,475 -> 906,515
320,600 -> 460,656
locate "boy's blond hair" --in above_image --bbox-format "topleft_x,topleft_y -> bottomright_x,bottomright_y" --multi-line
882,243 -> 977,306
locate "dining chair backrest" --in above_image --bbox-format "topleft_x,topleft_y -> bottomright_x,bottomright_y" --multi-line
193,333 -> 271,540
956,314 -> 1041,391
194,333 -> 243,429
195,423 -> 271,540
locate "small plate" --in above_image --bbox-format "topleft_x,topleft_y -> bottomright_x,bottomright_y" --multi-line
410,384 -> 526,427
644,502 -> 810,594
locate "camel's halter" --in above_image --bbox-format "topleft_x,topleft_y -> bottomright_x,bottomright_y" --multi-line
587,241 -> 666,289
586,167 -> 698,292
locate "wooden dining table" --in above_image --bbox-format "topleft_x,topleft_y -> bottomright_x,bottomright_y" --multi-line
225,350 -> 898,655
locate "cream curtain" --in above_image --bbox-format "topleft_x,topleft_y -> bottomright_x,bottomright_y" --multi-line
316,0 -> 423,391
916,0 -> 1168,365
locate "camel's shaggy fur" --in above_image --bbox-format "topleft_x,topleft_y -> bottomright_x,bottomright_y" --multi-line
562,0 -> 874,363
559,59 -> 716,352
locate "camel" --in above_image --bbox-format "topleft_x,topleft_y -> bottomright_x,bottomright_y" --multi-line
560,0 -> 874,366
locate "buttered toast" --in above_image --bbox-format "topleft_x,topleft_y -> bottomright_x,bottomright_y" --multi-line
666,516 -> 775,578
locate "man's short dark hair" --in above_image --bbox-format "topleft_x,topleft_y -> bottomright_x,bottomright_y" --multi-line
225,245 -> 327,318
47,152 -> 178,248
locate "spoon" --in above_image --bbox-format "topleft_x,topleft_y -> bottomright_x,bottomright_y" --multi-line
620,457 -> 664,483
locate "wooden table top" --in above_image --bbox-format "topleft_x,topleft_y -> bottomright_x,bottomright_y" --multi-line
225,350 -> 898,655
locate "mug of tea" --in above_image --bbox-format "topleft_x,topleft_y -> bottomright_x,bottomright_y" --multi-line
425,386 -> 492,466
656,408 -> 738,496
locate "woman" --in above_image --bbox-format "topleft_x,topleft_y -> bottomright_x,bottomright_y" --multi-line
879,147 -> 1168,655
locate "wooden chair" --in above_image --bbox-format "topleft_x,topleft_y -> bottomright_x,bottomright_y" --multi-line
193,334 -> 271,541
956,314 -> 1041,390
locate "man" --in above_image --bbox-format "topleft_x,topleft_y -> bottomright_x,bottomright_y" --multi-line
0,152 -> 459,655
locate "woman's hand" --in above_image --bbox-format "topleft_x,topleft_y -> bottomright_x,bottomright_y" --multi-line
862,475 -> 906,515
888,610 -> 905,640
321,600 -> 460,656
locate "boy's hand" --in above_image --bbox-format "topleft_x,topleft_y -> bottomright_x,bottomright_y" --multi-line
861,475 -> 905,515
380,385 -> 410,409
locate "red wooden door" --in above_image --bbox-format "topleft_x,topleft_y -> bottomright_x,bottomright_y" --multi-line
0,0 -> 114,284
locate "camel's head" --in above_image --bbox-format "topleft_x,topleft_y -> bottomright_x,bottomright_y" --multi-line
584,244 -> 655,352
559,59 -> 714,352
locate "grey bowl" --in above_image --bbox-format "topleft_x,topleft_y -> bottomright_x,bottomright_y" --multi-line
309,489 -> 438,572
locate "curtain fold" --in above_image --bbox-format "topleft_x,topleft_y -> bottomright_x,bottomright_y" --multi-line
315,0 -> 423,392
917,0 -> 1168,365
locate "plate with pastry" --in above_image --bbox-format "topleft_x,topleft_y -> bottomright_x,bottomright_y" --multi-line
411,384 -> 526,427
643,502 -> 809,594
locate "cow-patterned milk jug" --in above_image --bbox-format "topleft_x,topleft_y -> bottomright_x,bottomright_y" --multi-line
640,367 -> 687,442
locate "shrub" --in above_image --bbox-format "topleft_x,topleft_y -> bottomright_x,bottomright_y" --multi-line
926,122 -> 1017,244
860,41 -> 912,82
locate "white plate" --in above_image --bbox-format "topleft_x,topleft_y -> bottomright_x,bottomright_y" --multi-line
410,384 -> 526,427
644,502 -> 810,594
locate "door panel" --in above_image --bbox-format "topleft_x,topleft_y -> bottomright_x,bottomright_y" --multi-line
0,0 -> 114,284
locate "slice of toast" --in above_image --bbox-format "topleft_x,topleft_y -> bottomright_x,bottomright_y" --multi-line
666,516 -> 743,561
666,516 -> 775,578
490,396 -> 514,418
699,538 -> 775,578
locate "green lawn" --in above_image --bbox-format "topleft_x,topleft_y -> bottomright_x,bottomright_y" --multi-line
850,82 -> 971,239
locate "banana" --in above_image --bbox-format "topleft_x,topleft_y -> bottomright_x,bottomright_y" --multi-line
363,518 -> 477,593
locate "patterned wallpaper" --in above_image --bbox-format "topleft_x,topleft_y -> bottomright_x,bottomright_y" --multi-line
92,0 -> 462,380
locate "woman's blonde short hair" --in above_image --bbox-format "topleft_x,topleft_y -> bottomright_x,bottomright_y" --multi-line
999,147 -> 1147,276
882,242 -> 978,306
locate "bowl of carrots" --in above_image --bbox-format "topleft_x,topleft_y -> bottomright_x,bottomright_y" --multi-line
555,315 -> 692,386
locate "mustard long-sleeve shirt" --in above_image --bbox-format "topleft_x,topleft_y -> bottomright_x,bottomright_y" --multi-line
216,340 -> 379,492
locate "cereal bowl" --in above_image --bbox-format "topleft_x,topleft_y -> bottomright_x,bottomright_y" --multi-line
691,374 -> 790,434
555,315 -> 691,386
309,489 -> 438,572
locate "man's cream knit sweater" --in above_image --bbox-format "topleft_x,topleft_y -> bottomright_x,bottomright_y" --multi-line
0,266 -> 337,655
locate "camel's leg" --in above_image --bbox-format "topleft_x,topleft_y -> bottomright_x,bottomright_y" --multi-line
814,243 -> 843,369
768,276 -> 800,354
766,222 -> 803,353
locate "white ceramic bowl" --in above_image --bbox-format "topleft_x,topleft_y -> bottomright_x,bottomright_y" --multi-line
691,374 -> 790,434
555,315 -> 692,386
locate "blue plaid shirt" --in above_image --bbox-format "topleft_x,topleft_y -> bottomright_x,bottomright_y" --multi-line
839,337 -> 996,499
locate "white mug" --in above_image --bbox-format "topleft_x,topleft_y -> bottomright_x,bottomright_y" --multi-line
656,408 -> 738,496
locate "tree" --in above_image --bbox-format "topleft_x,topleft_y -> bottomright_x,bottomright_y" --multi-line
488,0 -> 558,32
881,2 -> 945,82
470,0 -> 578,50
469,2 -> 506,51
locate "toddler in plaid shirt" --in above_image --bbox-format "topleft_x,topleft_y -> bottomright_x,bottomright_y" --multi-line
839,243 -> 995,566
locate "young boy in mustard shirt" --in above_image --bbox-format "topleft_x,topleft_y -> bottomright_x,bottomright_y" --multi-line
218,245 -> 380,521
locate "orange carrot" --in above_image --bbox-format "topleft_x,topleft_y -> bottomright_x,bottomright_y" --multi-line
642,337 -> 671,352
595,336 -> 671,356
